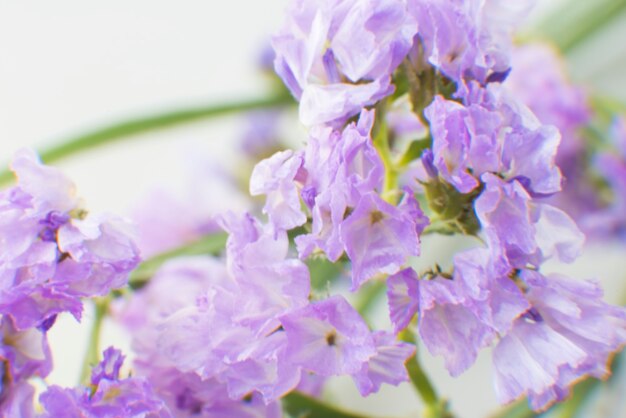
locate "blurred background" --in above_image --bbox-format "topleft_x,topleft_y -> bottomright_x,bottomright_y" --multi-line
0,1 -> 625,417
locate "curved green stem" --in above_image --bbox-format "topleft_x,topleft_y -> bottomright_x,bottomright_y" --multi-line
128,232 -> 228,289
0,93 -> 294,186
79,297 -> 108,385
488,401 -> 536,418
282,392 -> 382,418
532,0 -> 626,53
400,330 -> 453,418
372,108 -> 399,204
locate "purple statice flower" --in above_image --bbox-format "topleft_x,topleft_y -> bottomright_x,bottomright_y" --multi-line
117,257 -> 282,417
273,0 -> 417,125
296,109 -> 384,261
475,173 -> 584,268
493,271 -> 626,410
292,110 -> 426,289
507,43 -> 591,162
280,295 -> 376,376
586,117 -> 626,237
0,316 -> 52,383
387,245 -> 529,378
238,110 -> 284,161
408,0 -> 535,87
0,150 -> 140,330
341,192 -> 421,290
0,381 -> 36,418
91,346 -> 125,386
126,213 -> 310,404
415,270 -> 496,377
424,83 -> 562,196
351,331 -> 416,396
39,347 -> 173,418
249,149 -> 307,230
424,94 -> 502,193
0,316 -> 51,416
387,268 -> 420,334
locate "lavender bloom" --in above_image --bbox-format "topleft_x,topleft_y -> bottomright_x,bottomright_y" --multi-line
341,192 -> 421,290
249,149 -> 307,230
424,83 -> 562,196
587,117 -> 626,237
387,267 -> 419,334
238,110 -> 284,161
475,173 -> 584,268
0,150 -> 140,330
273,0 -> 417,125
124,213 -> 311,404
389,246 -> 529,378
408,0 -> 535,86
0,317 -> 52,383
508,44 -> 590,162
0,316 -> 51,416
351,331 -> 415,396
424,94 -> 502,193
280,295 -> 376,376
493,271 -> 626,410
415,271 -> 496,377
118,257 -> 283,416
296,110 -> 384,261
0,381 -> 36,418
39,347 -> 173,418
91,346 -> 125,386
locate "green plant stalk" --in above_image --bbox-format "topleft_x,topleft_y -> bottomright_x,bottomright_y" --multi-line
0,93 -> 294,186
353,279 -> 386,318
372,117 -> 399,203
128,232 -> 228,289
79,297 -> 108,385
488,400 -> 536,418
282,392 -> 376,418
399,330 -> 452,418
532,0 -> 626,53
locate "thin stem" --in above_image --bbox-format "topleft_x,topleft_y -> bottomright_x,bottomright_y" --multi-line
0,93 -> 294,186
372,104 -> 399,204
282,391 -> 382,418
531,0 -> 626,53
128,232 -> 228,289
488,400 -> 536,418
79,297 -> 108,385
555,379 -> 596,418
400,329 -> 452,418
353,279 -> 386,317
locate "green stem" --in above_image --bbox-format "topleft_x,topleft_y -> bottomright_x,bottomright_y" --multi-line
128,232 -> 228,289
372,113 -> 399,204
400,330 -> 452,418
532,0 -> 626,53
79,297 -> 108,385
555,379 -> 596,418
282,392 -> 379,418
353,279 -> 386,318
488,400 -> 536,418
0,93 -> 294,186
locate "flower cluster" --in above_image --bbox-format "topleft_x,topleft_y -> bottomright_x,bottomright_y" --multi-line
262,0 -> 626,411
0,150 -> 140,415
0,0 -> 625,416
118,212 -> 415,416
